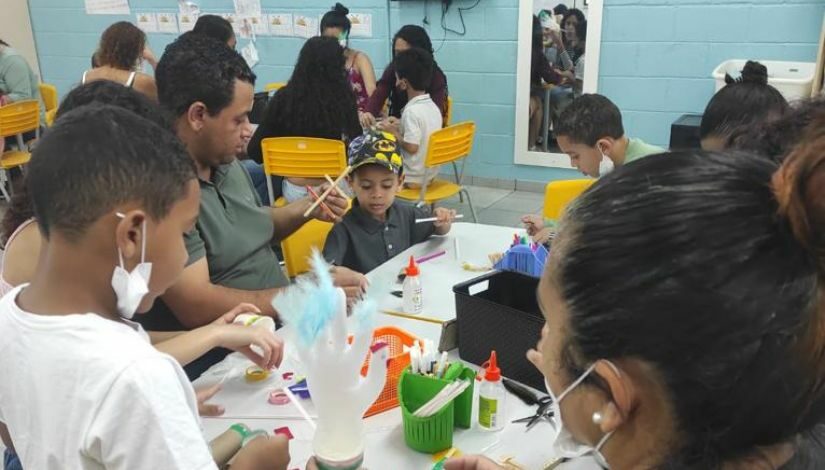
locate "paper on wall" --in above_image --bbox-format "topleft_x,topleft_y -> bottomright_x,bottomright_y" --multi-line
135,13 -> 158,33
293,15 -> 316,39
85,0 -> 130,15
247,16 -> 269,36
241,41 -> 259,68
233,0 -> 261,19
178,0 -> 199,16
348,13 -> 372,38
156,13 -> 179,34
267,14 -> 293,37
238,18 -> 254,39
178,12 -> 198,32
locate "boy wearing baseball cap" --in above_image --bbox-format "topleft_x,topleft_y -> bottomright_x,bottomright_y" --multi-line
323,130 -> 456,274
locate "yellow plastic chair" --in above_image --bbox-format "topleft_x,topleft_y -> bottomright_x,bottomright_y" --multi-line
39,83 -> 58,127
260,137 -> 348,277
0,100 -> 40,201
265,82 -> 286,93
443,96 -> 453,127
542,179 -> 595,221
396,121 -> 478,222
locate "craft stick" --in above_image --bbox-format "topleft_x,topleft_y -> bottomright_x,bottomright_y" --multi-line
415,214 -> 464,224
323,174 -> 346,198
415,250 -> 446,264
454,237 -> 461,260
381,309 -> 444,325
306,186 -> 335,220
303,166 -> 351,217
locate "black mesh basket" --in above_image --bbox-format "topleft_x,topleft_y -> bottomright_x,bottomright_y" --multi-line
453,270 -> 545,390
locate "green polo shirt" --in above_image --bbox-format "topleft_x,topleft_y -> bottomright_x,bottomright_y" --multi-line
184,159 -> 289,289
624,138 -> 664,164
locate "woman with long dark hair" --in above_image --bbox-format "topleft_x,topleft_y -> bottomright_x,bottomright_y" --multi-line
83,21 -> 158,101
247,36 -> 361,202
448,137 -> 825,469
361,25 -> 449,127
320,3 -> 376,111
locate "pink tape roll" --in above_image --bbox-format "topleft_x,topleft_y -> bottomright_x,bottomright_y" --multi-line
268,390 -> 290,405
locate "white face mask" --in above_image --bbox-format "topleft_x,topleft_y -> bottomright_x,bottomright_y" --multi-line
597,148 -> 614,177
111,213 -> 152,319
545,363 -> 614,468
339,32 -> 348,48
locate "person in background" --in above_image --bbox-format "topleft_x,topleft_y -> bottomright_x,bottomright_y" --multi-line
321,3 -> 376,111
449,145 -> 825,469
522,94 -> 662,242
323,129 -> 455,274
0,38 -> 41,151
193,14 -> 237,49
553,2 -> 568,23
700,60 -> 788,151
81,21 -> 158,101
361,25 -> 449,127
380,48 -> 444,188
731,97 -> 825,162
247,36 -> 361,203
148,32 -> 365,379
528,15 -> 563,150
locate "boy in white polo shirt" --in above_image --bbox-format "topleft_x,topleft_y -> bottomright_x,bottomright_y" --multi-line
381,47 -> 443,188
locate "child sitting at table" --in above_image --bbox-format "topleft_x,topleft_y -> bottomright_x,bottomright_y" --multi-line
323,130 -> 456,274
380,47 -> 443,189
522,94 -> 664,242
0,104 -> 289,469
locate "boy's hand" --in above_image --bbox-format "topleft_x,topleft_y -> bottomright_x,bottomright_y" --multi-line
521,214 -> 544,236
231,434 -> 290,470
533,227 -> 555,245
216,324 -> 284,370
212,303 -> 262,325
433,207 -> 457,228
195,383 -> 224,416
331,266 -> 369,304
378,117 -> 401,138
309,183 -> 347,223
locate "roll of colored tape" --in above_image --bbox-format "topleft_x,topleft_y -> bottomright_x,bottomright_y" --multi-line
245,366 -> 270,382
268,390 -> 290,405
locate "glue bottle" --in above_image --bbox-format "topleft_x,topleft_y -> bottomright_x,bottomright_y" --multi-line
478,350 -> 506,431
402,256 -> 423,314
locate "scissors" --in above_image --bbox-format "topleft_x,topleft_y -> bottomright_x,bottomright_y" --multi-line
511,395 -> 554,430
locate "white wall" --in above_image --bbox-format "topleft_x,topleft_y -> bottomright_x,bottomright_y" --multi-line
1,0 -> 41,78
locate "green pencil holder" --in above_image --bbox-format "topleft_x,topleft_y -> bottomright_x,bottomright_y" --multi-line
398,365 -> 476,454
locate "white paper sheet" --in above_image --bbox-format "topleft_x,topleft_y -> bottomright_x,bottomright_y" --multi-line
85,0 -> 130,15
247,16 -> 269,36
293,15 -> 316,39
267,13 -> 293,37
348,13 -> 372,38
135,13 -> 158,33
233,0 -> 261,19
241,40 -> 259,68
178,12 -> 198,32
178,0 -> 199,16
156,13 -> 179,34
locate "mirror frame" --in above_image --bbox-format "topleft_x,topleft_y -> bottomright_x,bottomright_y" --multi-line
513,0 -> 604,168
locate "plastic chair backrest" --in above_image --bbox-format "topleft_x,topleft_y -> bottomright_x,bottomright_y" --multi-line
542,179 -> 595,221
265,82 -> 286,92
260,137 -> 347,178
281,219 -> 335,278
424,121 -> 475,168
444,96 -> 453,127
0,100 -> 40,138
39,83 -> 58,112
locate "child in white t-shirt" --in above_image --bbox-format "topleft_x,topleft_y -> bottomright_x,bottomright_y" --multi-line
0,104 -> 290,470
381,47 -> 443,187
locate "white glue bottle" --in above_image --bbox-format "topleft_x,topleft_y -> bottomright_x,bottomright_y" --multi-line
402,256 -> 423,314
478,350 -> 506,431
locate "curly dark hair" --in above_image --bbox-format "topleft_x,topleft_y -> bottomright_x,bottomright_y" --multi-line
729,97 -> 825,162
260,36 -> 360,142
156,31 -> 255,118
96,21 -> 146,71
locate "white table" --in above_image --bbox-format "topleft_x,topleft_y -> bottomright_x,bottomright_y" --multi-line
195,223 -> 597,469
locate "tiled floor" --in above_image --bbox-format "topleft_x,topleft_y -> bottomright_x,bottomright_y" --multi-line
436,185 -> 544,228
